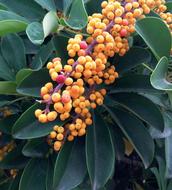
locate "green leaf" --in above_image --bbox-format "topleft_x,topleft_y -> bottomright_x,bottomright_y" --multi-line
12,103 -> 66,139
0,0 -> 45,21
19,158 -> 48,190
135,17 -> 171,59
16,69 -> 33,85
108,93 -> 164,131
105,106 -> 154,168
17,69 -> 51,97
109,75 -> 157,94
0,115 -> 19,134
8,172 -> 22,190
0,52 -> 15,81
22,138 -> 49,158
34,0 -> 56,11
43,11 -> 59,38
0,10 -> 28,35
0,144 -> 28,169
150,56 -> 172,91
64,0 -> 88,30
166,2 -> 172,11
46,157 -> 55,190
30,39 -> 55,70
86,0 -> 103,15
165,113 -> 172,178
0,81 -> 17,95
86,110 -> 115,189
62,0 -> 73,15
1,34 -> 26,72
26,22 -> 44,45
53,139 -> 86,190
115,47 -> 151,74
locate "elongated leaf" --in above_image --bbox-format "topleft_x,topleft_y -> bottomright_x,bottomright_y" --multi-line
0,0 -> 45,21
64,0 -> 88,30
86,110 -> 115,189
19,158 -> 48,190
53,139 -> 86,190
1,34 -> 26,72
17,69 -> 51,97
34,0 -> 56,11
0,81 -> 17,95
16,69 -> 33,85
0,52 -> 15,81
0,144 -> 28,169
0,10 -> 28,35
115,47 -> 151,74
22,138 -> 49,158
46,157 -> 55,190
43,11 -> 59,38
12,103 -> 66,139
109,93 -> 164,131
26,22 -> 44,45
105,106 -> 154,168
151,56 -> 172,91
109,75 -> 156,94
135,17 -> 171,59
8,172 -> 22,190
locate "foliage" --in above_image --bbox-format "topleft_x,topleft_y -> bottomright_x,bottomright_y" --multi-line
0,0 -> 171,190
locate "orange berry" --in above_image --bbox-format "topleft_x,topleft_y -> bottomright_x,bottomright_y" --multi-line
50,131 -> 57,139
47,62 -> 53,69
67,135 -> 74,141
45,82 -> 53,90
76,64 -> 84,72
54,141 -> 62,151
41,87 -> 48,96
90,94 -> 96,101
96,35 -> 104,43
69,124 -> 75,131
38,114 -> 47,123
78,128 -> 86,136
85,118 -> 93,125
57,127 -> 64,133
52,93 -> 61,102
65,77 -> 73,86
43,94 -> 50,101
35,109 -> 42,118
57,133 -> 64,141
64,65 -> 72,73
51,72 -> 58,81
55,65 -> 62,72
47,111 -> 57,121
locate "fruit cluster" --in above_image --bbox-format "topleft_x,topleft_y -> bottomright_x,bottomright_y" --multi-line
35,0 -> 170,151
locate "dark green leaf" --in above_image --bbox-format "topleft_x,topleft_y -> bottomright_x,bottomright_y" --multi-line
53,139 -> 86,190
26,22 -> 44,45
16,69 -> 33,85
19,158 -> 48,190
115,47 -> 151,74
135,17 -> 171,59
0,81 -> 17,95
12,103 -> 66,139
22,138 -> 49,158
64,0 -> 88,30
1,34 -> 26,72
0,144 -> 28,169
46,157 -> 55,190
86,110 -> 115,189
0,0 -> 45,21
151,56 -> 172,91
0,10 -> 28,35
109,75 -> 157,94
17,69 -> 51,97
105,106 -> 154,168
109,93 -> 164,131
34,0 -> 56,11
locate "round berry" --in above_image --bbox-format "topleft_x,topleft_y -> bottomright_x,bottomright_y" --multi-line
80,41 -> 88,49
120,29 -> 128,37
61,94 -> 71,104
56,75 -> 66,84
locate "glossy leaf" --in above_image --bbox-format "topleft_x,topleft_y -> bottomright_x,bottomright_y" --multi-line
12,103 -> 66,139
53,140 -> 86,190
64,0 -> 88,30
109,75 -> 156,94
0,10 -> 28,35
135,17 -> 171,59
34,0 -> 56,11
17,69 -> 51,97
115,47 -> 151,74
46,157 -> 55,190
0,0 -> 45,21
1,34 -> 26,72
109,93 -> 164,131
105,106 -> 154,168
16,69 -> 33,85
86,110 -> 115,189
43,11 -> 59,38
0,81 -> 17,95
26,22 -> 44,45
151,56 -> 172,91
22,138 -> 49,158
0,144 -> 28,169
19,158 -> 47,190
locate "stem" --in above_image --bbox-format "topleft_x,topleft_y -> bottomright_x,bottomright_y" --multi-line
142,63 -> 153,72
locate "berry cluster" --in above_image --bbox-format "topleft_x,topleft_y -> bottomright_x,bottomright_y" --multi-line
35,0 -> 170,151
